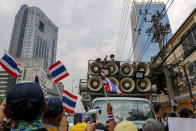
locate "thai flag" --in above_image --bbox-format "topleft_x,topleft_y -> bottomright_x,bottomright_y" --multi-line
49,61 -> 69,83
100,70 -> 123,94
62,90 -> 78,114
0,51 -> 20,78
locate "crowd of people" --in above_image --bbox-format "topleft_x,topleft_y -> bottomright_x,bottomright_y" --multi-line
0,81 -> 195,131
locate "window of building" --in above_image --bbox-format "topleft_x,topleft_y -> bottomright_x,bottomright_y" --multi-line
188,60 -> 196,77
39,21 -> 45,33
182,25 -> 196,54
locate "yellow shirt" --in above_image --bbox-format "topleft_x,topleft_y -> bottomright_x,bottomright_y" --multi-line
70,123 -> 87,131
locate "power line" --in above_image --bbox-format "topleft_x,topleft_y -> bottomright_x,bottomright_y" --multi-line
117,0 -> 131,59
127,0 -> 153,61
116,0 -> 130,58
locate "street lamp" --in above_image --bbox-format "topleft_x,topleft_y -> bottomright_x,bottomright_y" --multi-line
72,79 -> 76,93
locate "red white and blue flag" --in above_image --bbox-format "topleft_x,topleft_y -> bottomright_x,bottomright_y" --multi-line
100,70 -> 123,94
0,51 -> 20,78
49,61 -> 69,83
62,90 -> 78,114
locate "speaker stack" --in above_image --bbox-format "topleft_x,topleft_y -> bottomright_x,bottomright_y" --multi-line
87,60 -> 151,94
135,62 -> 151,93
119,63 -> 135,93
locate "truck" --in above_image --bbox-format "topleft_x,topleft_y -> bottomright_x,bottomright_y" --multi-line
79,59 -> 158,130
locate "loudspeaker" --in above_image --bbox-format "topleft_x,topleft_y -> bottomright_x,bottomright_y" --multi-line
136,62 -> 150,76
79,81 -> 87,92
120,77 -> 135,93
105,62 -> 119,75
120,63 -> 134,76
89,62 -> 102,75
136,77 -> 151,92
87,76 -> 103,92
108,76 -> 119,88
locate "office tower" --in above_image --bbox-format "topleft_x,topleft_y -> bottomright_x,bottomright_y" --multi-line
9,4 -> 58,70
0,69 -> 16,97
130,1 -> 172,61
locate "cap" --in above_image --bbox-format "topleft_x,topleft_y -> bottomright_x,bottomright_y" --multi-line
114,120 -> 138,131
44,97 -> 63,118
6,82 -> 44,109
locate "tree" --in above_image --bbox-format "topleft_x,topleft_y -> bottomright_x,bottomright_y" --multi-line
0,97 -> 5,105
150,63 -> 180,95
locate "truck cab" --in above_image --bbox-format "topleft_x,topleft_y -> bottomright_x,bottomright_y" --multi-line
92,97 -> 156,129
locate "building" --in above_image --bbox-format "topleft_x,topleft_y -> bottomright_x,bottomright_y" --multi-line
16,58 -> 48,95
0,68 -> 17,97
152,8 -> 196,115
16,58 -> 63,97
130,1 -> 172,61
9,4 -> 58,70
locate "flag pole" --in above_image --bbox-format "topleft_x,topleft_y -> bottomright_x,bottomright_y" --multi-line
104,87 -> 109,103
55,83 -> 62,98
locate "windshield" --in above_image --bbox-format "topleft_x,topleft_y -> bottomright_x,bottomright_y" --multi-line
93,100 -> 155,125
67,117 -> 74,123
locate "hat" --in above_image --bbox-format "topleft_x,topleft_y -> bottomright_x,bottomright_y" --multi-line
6,82 -> 44,109
114,120 -> 138,131
44,97 -> 63,118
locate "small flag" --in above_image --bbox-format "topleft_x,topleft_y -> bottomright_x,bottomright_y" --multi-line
49,61 -> 69,83
62,90 -> 78,114
34,74 -> 39,84
34,70 -> 39,84
100,70 -> 123,94
0,51 -> 20,78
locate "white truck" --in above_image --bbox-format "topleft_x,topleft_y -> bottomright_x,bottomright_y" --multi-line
92,97 -> 156,129
79,60 -> 158,129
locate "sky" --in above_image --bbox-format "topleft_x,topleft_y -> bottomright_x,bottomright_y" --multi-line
0,0 -> 195,112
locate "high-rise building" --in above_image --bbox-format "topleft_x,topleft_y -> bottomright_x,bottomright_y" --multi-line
0,69 -> 17,97
9,4 -> 58,70
130,1 -> 172,62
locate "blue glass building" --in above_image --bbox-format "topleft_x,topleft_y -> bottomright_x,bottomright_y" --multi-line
130,2 -> 172,62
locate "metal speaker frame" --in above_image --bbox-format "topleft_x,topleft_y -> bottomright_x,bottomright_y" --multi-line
108,76 -> 119,88
136,77 -> 151,92
105,62 -> 119,75
136,62 -> 150,76
87,76 -> 103,92
120,63 -> 134,76
120,77 -> 135,93
89,62 -> 102,75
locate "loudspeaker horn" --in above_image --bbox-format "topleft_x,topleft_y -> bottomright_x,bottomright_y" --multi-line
89,62 -> 102,75
136,62 -> 150,76
136,78 -> 151,92
108,77 -> 119,88
105,62 -> 118,75
120,63 -> 134,76
87,76 -> 103,92
120,77 -> 135,93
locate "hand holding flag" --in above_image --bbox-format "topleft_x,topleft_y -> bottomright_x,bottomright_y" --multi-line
100,70 -> 123,94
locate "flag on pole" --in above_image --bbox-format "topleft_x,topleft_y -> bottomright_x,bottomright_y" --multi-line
100,70 -> 123,94
49,61 -> 69,83
62,89 -> 78,114
0,51 -> 20,78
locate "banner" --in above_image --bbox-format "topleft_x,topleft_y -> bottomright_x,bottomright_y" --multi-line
168,117 -> 196,131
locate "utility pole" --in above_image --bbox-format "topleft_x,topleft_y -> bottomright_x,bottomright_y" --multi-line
145,10 -> 175,111
181,59 -> 196,113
